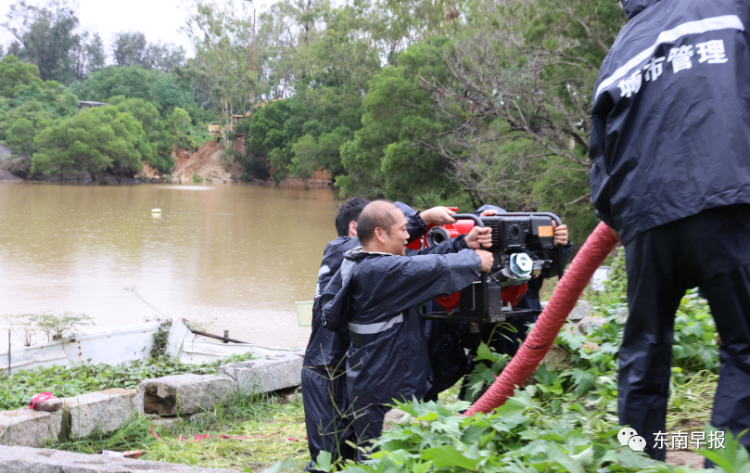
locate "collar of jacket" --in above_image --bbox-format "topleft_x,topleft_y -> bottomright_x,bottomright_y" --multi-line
621,0 -> 661,19
344,246 -> 393,262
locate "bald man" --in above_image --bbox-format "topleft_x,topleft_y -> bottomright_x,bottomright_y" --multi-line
321,201 -> 493,459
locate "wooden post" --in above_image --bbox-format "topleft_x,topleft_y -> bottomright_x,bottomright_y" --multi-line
223,330 -> 229,344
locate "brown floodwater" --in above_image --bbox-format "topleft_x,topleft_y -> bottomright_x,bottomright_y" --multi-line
0,182 -> 341,350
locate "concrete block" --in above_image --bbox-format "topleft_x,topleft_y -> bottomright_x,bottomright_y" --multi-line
0,445 -> 242,472
0,409 -> 63,447
140,374 -> 237,416
220,353 -> 302,396
63,389 -> 138,439
568,301 -> 591,322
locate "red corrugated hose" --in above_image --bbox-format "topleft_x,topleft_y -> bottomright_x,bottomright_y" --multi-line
466,222 -> 620,416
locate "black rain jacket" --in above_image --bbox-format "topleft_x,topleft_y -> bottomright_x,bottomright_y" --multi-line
322,239 -> 481,405
589,0 -> 750,245
304,203 -> 429,368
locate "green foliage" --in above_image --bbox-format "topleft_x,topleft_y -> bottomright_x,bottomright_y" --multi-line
110,97 -> 175,173
32,106 -> 151,181
0,352 -> 257,412
5,312 -> 94,345
192,173 -> 204,183
150,319 -> 173,359
167,106 -> 210,151
343,259 -> 727,473
244,87 -> 361,183
4,0 -> 81,84
337,37 -> 458,205
0,54 -> 78,115
5,117 -> 36,156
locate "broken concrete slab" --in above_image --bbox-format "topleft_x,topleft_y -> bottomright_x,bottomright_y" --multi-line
0,409 -> 63,448
568,301 -> 591,322
63,389 -> 138,439
0,445 -> 242,472
140,374 -> 237,416
220,353 -> 302,396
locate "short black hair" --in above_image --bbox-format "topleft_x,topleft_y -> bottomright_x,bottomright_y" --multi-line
357,200 -> 398,245
335,197 -> 370,237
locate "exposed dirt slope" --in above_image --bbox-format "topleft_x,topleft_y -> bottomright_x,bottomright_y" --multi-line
173,141 -> 241,182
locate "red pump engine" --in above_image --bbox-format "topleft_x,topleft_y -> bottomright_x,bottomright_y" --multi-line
408,207 -> 528,312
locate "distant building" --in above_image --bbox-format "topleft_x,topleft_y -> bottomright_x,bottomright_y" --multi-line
77,101 -> 108,112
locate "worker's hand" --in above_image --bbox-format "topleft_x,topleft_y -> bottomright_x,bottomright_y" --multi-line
420,207 -> 456,226
552,221 -> 569,247
466,225 -> 492,249
475,249 -> 494,273
610,227 -> 621,242
480,209 -> 498,216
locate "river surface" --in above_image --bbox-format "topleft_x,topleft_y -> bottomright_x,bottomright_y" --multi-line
0,182 -> 341,350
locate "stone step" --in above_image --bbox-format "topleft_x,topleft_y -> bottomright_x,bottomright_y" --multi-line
0,409 -> 63,448
0,445 -> 242,472
220,353 -> 302,396
139,374 -> 237,416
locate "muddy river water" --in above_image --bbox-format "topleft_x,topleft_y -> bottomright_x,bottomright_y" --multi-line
0,182 -> 341,350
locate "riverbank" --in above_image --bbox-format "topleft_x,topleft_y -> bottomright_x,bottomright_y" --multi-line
0,141 -> 333,189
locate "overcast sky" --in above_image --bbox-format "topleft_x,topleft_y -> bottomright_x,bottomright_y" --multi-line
0,0 -> 275,58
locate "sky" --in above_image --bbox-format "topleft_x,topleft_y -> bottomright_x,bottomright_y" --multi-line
0,0 -> 275,58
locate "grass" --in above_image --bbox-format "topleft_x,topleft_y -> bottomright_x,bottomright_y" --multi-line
54,390 -> 310,472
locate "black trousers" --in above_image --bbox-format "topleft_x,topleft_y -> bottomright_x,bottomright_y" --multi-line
621,205 -> 750,461
301,368 -> 355,472
350,401 -> 391,463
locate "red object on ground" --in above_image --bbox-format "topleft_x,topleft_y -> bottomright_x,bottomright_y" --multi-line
465,222 -> 619,416
28,392 -> 57,410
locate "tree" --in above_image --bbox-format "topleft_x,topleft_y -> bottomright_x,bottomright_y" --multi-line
86,33 -> 107,74
337,37 -> 458,206
5,117 -> 36,157
111,31 -> 149,68
71,31 -> 107,80
69,65 -> 158,103
183,0 -> 265,146
109,96 -> 174,173
414,0 -> 625,237
33,106 -> 151,182
3,0 -> 80,84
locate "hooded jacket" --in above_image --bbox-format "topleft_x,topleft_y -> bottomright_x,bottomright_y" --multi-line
589,0 -> 750,245
304,203 -> 430,368
322,239 -> 481,405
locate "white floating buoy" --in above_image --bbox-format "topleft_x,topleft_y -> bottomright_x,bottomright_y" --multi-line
151,208 -> 162,214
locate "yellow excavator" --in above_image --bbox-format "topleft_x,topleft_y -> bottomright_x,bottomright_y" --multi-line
207,99 -> 284,137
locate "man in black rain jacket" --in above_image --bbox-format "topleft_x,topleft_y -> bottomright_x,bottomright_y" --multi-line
303,198 -> 458,471
322,201 -> 494,459
589,0 -> 750,460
